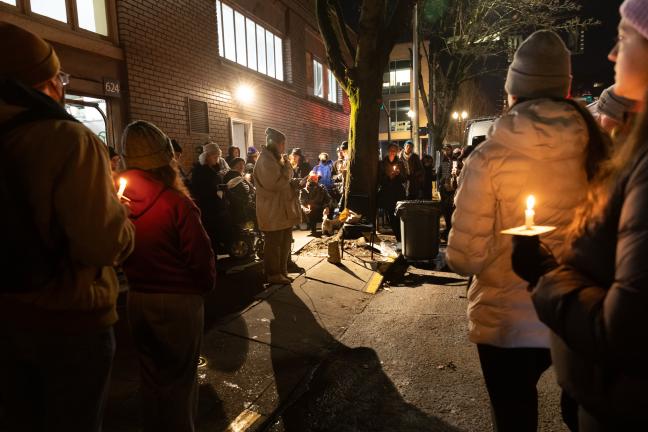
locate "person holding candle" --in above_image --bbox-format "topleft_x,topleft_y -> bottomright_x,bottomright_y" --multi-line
120,120 -> 216,431
446,29 -> 608,432
378,142 -> 407,242
512,1 -> 648,429
0,23 -> 135,431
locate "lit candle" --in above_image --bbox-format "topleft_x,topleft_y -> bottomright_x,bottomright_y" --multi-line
393,165 -> 397,172
525,195 -> 535,228
117,177 -> 127,200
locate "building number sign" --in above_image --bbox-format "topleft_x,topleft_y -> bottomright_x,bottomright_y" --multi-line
103,78 -> 121,97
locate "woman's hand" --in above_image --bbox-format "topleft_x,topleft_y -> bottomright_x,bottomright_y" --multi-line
511,236 -> 559,288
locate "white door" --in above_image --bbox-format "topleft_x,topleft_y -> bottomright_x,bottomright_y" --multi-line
230,119 -> 253,157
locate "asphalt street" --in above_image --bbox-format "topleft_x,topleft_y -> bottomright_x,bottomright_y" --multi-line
102,237 -> 567,432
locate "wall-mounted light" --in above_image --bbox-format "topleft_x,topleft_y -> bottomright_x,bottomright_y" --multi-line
235,84 -> 254,104
406,110 -> 416,118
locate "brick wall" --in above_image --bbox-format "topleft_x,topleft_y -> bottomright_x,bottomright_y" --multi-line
117,0 -> 350,171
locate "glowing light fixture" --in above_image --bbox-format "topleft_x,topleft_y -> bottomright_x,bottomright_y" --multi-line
235,84 -> 254,104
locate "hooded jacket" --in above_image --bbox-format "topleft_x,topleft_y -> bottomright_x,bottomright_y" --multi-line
254,147 -> 301,232
446,98 -> 589,348
121,170 -> 215,295
532,146 -> 648,422
0,79 -> 134,332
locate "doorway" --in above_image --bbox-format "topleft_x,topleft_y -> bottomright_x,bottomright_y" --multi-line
65,94 -> 112,147
230,118 -> 253,158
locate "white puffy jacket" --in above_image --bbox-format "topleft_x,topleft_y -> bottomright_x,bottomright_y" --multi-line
446,99 -> 589,348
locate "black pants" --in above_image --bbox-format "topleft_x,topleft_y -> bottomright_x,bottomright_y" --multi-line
128,292 -> 204,432
0,326 -> 115,432
306,206 -> 324,233
477,344 -> 552,432
440,189 -> 455,235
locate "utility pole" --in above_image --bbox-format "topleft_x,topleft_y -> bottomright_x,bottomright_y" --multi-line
411,1 -> 420,155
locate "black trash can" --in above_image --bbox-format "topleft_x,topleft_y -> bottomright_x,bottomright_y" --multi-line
395,200 -> 441,260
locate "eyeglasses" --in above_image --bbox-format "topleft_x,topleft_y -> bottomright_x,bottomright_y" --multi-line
58,71 -> 70,87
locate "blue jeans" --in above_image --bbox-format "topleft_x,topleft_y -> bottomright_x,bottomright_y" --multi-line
0,326 -> 115,431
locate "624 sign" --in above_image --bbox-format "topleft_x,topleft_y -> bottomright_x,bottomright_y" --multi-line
103,78 -> 121,97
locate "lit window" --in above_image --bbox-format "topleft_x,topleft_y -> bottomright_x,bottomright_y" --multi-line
256,25 -> 266,75
389,99 -> 411,131
76,0 -> 108,35
382,60 -> 412,94
274,36 -> 283,81
246,18 -> 257,71
31,0 -> 68,23
234,11 -> 246,66
313,60 -> 324,98
266,31 -> 275,79
221,3 -> 236,62
217,0 -> 224,56
327,69 -> 338,104
0,0 -> 17,6
215,1 -> 284,81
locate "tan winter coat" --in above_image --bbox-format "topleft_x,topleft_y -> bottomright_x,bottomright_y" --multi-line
253,147 -> 301,231
0,102 -> 135,332
446,99 -> 589,348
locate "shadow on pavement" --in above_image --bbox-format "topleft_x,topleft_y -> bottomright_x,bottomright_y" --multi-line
262,285 -> 462,432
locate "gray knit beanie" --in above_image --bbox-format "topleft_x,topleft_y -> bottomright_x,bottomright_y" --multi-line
589,85 -> 636,122
265,127 -> 286,146
121,120 -> 174,170
505,30 -> 572,99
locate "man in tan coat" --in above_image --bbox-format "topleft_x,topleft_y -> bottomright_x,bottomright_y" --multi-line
254,128 -> 301,284
0,23 -> 135,431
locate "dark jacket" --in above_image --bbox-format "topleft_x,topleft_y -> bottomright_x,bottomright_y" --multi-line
299,182 -> 333,210
292,160 -> 312,180
224,171 -> 256,225
402,151 -> 424,198
378,156 -> 407,207
533,147 -> 648,422
190,162 -> 227,233
122,170 -> 216,295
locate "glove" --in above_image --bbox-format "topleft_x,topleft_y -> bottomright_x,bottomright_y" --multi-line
511,235 -> 558,288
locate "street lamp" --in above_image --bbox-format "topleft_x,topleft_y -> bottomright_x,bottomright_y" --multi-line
461,110 -> 468,120
452,111 -> 459,120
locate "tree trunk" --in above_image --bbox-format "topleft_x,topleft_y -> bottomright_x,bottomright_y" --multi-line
345,73 -> 383,220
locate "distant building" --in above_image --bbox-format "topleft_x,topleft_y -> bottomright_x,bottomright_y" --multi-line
1,0 -> 350,168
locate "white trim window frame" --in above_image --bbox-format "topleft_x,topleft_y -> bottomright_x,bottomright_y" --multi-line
313,59 -> 324,98
216,0 -> 284,81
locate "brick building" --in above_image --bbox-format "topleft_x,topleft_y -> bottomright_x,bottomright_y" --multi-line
0,0 -> 350,169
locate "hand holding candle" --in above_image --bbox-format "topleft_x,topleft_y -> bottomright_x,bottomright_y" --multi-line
525,195 -> 535,228
117,177 -> 127,200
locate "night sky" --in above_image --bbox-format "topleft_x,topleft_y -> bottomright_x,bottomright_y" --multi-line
340,1 -> 624,97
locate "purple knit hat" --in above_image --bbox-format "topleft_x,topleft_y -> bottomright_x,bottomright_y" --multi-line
621,0 -> 648,40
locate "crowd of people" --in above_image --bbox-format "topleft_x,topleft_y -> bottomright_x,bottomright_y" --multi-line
2,0 -> 648,430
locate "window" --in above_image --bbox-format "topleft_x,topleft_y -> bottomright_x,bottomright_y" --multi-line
31,0 -> 68,23
313,59 -> 324,98
382,60 -> 412,94
311,58 -> 340,104
0,0 -> 17,6
389,99 -> 411,131
327,69 -> 338,104
65,95 -> 109,143
76,0 -> 108,35
216,0 -> 284,81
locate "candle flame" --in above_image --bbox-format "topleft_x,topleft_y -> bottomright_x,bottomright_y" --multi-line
526,195 -> 535,211
117,177 -> 128,199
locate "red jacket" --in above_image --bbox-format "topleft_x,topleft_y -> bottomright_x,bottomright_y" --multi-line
122,169 -> 216,295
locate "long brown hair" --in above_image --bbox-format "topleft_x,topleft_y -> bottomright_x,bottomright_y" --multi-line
572,92 -> 648,236
147,160 -> 191,199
